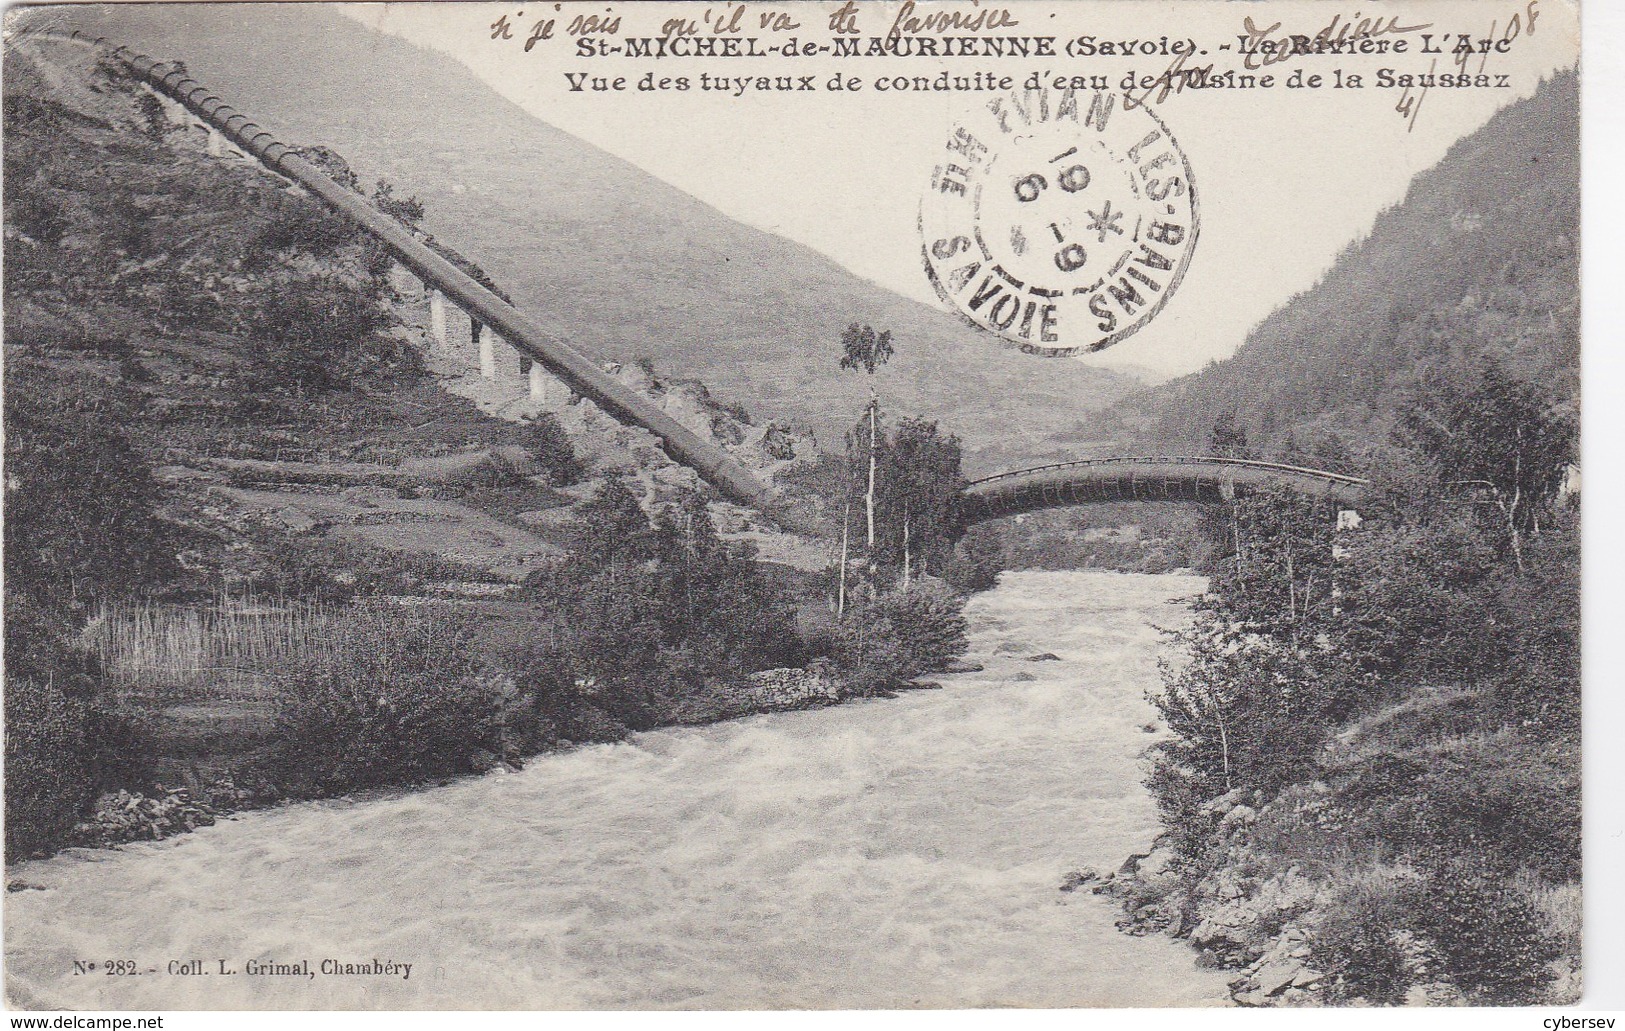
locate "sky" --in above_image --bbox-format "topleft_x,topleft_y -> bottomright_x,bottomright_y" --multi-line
339,0 -> 1579,376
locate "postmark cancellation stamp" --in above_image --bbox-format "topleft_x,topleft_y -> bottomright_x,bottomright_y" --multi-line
921,87 -> 1200,356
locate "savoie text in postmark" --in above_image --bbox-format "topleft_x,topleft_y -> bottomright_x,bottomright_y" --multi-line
921,88 -> 1199,356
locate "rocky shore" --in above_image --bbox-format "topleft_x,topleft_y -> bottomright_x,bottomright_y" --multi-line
1063,791 -> 1342,1008
1067,783 -> 1580,1007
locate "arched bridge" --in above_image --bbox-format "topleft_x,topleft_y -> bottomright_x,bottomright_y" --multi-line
961,456 -> 1369,523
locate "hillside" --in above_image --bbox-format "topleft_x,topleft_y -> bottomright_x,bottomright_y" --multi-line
41,3 -> 1138,474
2,37 -> 808,592
1103,69 -> 1579,459
4,35 -> 849,842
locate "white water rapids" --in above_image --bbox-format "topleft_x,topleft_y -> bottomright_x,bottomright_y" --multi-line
5,570 -> 1228,1010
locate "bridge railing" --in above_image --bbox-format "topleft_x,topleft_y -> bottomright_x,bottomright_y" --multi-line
966,455 -> 1370,490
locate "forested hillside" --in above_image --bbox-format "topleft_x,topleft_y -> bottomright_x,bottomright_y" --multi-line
1106,69 -> 1578,460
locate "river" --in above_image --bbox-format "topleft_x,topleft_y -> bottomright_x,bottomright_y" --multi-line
5,570 -> 1227,1010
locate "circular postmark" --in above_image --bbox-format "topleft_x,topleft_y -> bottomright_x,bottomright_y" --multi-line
920,88 -> 1199,356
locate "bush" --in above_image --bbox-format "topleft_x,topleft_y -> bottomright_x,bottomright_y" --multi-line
246,286 -> 389,394
270,607 -> 510,793
4,380 -> 179,610
3,530 -> 147,858
831,578 -> 968,692
1330,736 -> 1580,883
244,203 -> 361,268
134,92 -> 168,141
527,414 -> 583,486
3,605 -> 140,860
1311,871 -> 1422,1006
6,173 -> 68,244
1149,622 -> 1349,811
517,482 -> 802,726
5,676 -> 102,860
941,527 -> 1002,594
1410,856 -> 1560,1004
1321,921 -> 1413,1005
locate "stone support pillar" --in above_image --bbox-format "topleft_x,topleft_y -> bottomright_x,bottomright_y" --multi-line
477,325 -> 497,379
428,290 -> 447,350
530,363 -> 549,402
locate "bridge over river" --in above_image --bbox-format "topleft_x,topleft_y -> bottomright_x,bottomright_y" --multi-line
39,29 -> 1368,532
962,456 -> 1368,522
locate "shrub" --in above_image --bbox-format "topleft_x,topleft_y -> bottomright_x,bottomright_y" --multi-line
3,565 -> 147,852
5,676 -> 101,860
517,483 -> 802,725
1410,856 -> 1560,1004
4,380 -> 179,609
1321,921 -> 1413,1005
941,527 -> 1002,594
716,397 -> 753,425
246,286 -> 389,394
832,578 -> 967,692
363,180 -> 425,279
244,203 -> 361,268
1149,622 -> 1348,808
270,607 -> 508,793
5,173 -> 68,244
1310,870 -> 1422,1006
527,414 -> 583,486
134,92 -> 168,141
371,179 -> 425,228
3,601 -> 141,859
1338,739 -> 1581,882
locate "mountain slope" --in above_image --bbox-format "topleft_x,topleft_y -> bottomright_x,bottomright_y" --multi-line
43,3 -> 1137,473
1102,70 -> 1579,458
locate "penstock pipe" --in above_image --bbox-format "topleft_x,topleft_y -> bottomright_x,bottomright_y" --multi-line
34,29 -> 804,528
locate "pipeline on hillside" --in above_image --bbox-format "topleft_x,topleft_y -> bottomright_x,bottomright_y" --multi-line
33,29 -> 788,521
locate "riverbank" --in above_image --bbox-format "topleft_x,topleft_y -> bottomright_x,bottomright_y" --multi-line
6,570 -> 1227,1010
1082,480 -> 1581,1007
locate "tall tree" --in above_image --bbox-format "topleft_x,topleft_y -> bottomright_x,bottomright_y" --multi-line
1396,363 -> 1575,571
838,324 -> 895,550
877,418 -> 966,586
571,477 -> 659,571
836,324 -> 895,610
1201,411 -> 1255,575
1209,411 -> 1253,459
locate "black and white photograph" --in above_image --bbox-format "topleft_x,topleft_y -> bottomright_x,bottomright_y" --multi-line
0,0 -> 1600,1014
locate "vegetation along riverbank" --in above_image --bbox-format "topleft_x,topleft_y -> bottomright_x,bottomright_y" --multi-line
1064,70 -> 1581,1008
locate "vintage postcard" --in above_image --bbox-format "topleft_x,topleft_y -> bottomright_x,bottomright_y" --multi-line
2,0 -> 1585,1012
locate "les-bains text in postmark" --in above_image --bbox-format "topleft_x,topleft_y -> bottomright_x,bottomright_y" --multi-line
921,88 -> 1199,356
